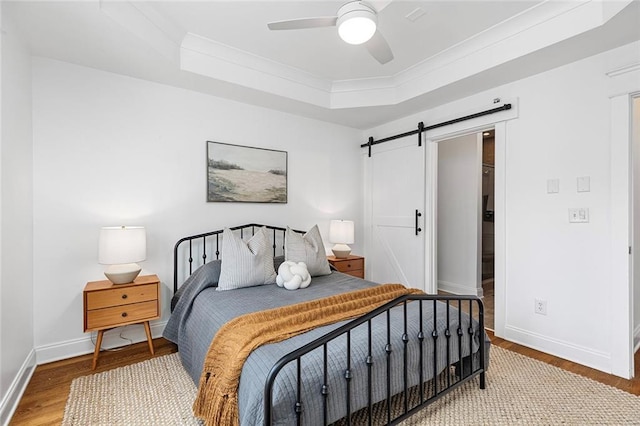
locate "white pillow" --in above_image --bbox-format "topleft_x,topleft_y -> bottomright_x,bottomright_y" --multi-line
217,227 -> 277,291
285,225 -> 331,277
276,261 -> 311,290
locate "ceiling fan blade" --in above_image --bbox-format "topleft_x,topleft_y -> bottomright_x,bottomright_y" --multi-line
365,30 -> 394,64
267,17 -> 338,31
366,0 -> 393,13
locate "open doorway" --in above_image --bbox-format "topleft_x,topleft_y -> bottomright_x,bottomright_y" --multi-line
436,128 -> 495,330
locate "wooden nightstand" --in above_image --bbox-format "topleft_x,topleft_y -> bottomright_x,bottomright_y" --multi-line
327,255 -> 365,279
83,274 -> 160,369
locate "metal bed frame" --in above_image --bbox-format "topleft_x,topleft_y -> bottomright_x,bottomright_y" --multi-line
173,224 -> 486,426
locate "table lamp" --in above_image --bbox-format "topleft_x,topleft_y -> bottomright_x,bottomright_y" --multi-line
329,220 -> 354,258
98,226 -> 146,284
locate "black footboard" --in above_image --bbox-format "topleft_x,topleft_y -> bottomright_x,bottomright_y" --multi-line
264,295 -> 486,426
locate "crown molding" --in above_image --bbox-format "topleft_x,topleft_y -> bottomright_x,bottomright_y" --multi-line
99,0 -> 184,63
180,32 -> 333,107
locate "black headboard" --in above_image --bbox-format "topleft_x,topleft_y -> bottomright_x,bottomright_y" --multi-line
173,223 -> 303,293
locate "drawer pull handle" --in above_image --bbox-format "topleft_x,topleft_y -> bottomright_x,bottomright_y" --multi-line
121,312 -> 128,318
347,264 -> 351,268
122,294 -> 128,299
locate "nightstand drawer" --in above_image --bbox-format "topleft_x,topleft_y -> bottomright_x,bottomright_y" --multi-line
332,258 -> 364,273
86,283 -> 158,310
343,270 -> 364,279
86,300 -> 158,330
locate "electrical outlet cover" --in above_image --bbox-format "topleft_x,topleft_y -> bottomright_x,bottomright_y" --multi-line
534,298 -> 547,315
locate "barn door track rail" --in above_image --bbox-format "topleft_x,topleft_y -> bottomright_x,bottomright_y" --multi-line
361,103 -> 512,157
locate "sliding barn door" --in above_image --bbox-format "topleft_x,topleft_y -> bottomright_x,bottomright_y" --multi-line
365,137 -> 425,290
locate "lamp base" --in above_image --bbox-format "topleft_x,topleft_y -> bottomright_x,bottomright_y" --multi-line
331,243 -> 352,259
104,263 -> 142,284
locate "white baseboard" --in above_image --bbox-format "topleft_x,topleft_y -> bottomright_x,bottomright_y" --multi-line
438,280 -> 483,297
36,320 -> 168,365
0,349 -> 36,426
504,325 -> 612,375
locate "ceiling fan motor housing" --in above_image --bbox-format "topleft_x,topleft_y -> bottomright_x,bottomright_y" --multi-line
337,1 -> 378,45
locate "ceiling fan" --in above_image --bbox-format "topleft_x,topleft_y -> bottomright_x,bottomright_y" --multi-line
267,1 -> 394,65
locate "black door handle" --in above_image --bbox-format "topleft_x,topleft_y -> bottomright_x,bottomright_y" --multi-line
415,209 -> 422,235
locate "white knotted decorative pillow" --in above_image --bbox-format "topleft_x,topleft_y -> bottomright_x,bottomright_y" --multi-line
276,261 -> 311,290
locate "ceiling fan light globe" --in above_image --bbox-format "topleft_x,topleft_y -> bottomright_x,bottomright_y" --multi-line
338,16 -> 377,44
336,2 -> 378,45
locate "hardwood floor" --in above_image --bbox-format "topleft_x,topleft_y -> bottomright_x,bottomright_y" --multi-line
10,338 -> 177,426
482,278 -> 494,330
9,335 -> 640,425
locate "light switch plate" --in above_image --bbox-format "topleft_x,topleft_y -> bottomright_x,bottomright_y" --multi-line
569,208 -> 589,223
577,176 -> 590,192
547,179 -> 559,194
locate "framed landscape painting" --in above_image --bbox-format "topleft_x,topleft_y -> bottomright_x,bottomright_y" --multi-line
207,141 -> 288,203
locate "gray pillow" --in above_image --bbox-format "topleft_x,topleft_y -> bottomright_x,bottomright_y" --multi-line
285,225 -> 331,277
218,227 -> 277,291
171,259 -> 221,311
274,255 -> 285,272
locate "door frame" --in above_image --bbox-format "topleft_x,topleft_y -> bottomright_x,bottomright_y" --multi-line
610,91 -> 639,378
634,94 -> 640,356
608,58 -> 639,378
423,101 -> 517,338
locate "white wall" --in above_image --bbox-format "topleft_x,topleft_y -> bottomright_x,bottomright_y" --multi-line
364,41 -> 640,375
31,58 -> 363,363
0,9 -> 35,425
437,133 -> 482,296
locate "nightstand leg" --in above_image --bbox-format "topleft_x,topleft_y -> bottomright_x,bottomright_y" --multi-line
143,321 -> 155,355
92,330 -> 104,370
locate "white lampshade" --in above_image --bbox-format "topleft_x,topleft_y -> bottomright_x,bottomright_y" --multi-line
99,226 -> 146,264
99,226 -> 146,284
329,220 -> 355,259
329,220 -> 355,244
337,3 -> 377,45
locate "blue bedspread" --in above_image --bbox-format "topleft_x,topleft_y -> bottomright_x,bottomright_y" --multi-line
164,261 -> 488,425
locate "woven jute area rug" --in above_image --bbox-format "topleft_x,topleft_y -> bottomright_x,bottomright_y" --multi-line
62,346 -> 640,425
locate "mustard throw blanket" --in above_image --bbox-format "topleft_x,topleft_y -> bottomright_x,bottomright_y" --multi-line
193,283 -> 422,426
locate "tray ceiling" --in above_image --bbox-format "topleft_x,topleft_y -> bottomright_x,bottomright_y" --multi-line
4,0 -> 640,128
